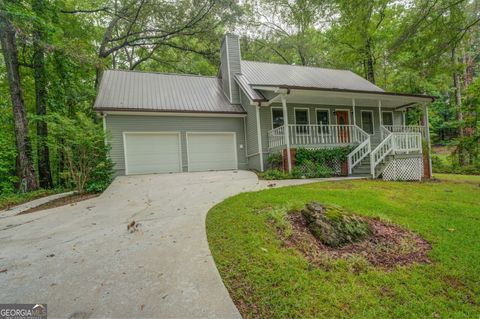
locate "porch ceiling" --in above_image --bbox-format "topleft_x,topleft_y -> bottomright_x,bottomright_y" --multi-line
254,86 -> 435,109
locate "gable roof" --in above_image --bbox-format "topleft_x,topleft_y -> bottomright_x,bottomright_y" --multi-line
94,70 -> 245,114
240,60 -> 384,93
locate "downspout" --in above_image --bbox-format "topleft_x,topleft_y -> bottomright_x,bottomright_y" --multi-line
281,94 -> 292,173
102,112 -> 107,146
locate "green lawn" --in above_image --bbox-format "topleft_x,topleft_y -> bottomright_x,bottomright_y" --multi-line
206,174 -> 480,318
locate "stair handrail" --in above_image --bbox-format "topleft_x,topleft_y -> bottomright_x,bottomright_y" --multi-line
370,130 -> 394,177
347,126 -> 371,174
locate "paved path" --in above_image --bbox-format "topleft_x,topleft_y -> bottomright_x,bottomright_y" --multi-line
0,171 -> 361,318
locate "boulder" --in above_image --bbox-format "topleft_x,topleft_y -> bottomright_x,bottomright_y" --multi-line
301,201 -> 371,247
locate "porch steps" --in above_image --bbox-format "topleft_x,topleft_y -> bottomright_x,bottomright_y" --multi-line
351,154 -> 394,178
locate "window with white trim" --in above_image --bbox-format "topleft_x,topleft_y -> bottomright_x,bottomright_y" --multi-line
295,109 -> 309,134
316,109 -> 330,134
271,108 -> 284,129
361,111 -> 374,134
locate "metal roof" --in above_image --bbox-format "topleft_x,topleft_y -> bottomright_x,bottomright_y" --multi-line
234,74 -> 266,101
240,61 -> 385,93
94,70 -> 245,114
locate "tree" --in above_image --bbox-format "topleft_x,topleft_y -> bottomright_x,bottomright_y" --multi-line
0,7 -> 38,191
32,0 -> 53,188
62,0 -> 241,87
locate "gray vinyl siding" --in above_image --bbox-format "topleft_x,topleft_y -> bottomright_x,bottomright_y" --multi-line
220,41 -> 231,102
219,34 -> 241,104
226,35 -> 241,104
240,90 -> 263,171
105,114 -> 247,175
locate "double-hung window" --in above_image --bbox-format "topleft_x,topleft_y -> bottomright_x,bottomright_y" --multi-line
271,108 -> 284,129
361,111 -> 374,134
316,109 -> 330,134
295,108 -> 309,134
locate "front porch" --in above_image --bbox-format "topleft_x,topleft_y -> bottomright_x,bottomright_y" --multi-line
252,89 -> 433,180
268,123 -> 424,178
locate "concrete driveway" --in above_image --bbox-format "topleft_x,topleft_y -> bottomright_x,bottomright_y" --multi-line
0,170 -> 264,318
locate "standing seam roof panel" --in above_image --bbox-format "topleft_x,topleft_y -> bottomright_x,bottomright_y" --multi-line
94,70 -> 245,113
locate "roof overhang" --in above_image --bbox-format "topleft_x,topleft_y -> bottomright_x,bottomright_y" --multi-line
95,108 -> 247,117
251,85 -> 436,109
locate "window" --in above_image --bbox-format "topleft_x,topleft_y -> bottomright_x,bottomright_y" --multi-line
295,108 -> 309,134
361,111 -> 374,134
316,109 -> 330,134
271,108 -> 284,129
316,110 -> 329,125
382,112 -> 393,126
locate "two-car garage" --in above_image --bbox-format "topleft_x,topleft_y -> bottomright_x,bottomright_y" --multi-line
123,131 -> 238,175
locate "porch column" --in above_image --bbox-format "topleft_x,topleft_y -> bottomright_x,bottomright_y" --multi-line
378,100 -> 383,138
423,103 -> 433,178
281,94 -> 292,173
255,105 -> 264,171
378,100 -> 383,124
352,98 -> 356,125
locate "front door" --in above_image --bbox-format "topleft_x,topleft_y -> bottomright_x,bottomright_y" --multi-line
335,110 -> 350,143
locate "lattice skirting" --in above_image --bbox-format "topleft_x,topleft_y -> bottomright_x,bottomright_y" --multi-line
382,157 -> 423,181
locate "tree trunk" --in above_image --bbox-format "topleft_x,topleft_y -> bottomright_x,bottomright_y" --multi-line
452,48 -> 465,165
0,15 -> 38,191
365,39 -> 375,84
32,0 -> 53,188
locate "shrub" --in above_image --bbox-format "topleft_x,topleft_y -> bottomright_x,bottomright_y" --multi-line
260,169 -> 288,180
296,147 -> 352,175
49,113 -> 114,193
266,153 -> 283,170
294,160 -> 333,178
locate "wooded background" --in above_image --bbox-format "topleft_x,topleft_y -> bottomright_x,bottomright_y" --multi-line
0,0 -> 479,194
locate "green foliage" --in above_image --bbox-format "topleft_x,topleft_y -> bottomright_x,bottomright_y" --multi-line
86,159 -> 115,193
260,169 -> 289,180
48,113 -> 113,193
0,113 -> 17,194
266,153 -> 283,170
0,188 -> 57,210
296,147 -> 352,166
291,160 -> 333,179
432,154 -> 480,175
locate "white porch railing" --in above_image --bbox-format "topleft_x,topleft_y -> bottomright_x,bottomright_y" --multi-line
392,132 -> 423,154
267,126 -> 285,149
347,132 -> 371,174
370,131 -> 422,177
268,124 -> 366,149
383,125 -> 426,139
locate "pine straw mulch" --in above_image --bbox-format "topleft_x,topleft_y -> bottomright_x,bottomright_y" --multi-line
282,212 -> 432,270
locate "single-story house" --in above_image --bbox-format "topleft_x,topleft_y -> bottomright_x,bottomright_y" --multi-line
94,34 -> 435,180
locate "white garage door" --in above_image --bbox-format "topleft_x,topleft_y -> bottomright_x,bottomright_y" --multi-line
124,132 -> 181,175
187,133 -> 237,172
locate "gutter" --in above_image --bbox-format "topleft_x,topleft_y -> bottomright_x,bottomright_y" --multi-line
252,84 -> 437,101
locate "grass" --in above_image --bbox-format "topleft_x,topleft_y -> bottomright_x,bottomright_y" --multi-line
0,189 -> 61,210
206,174 -> 480,318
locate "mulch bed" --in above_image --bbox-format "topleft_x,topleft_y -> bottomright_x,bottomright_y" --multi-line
17,193 -> 99,215
282,212 -> 431,270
